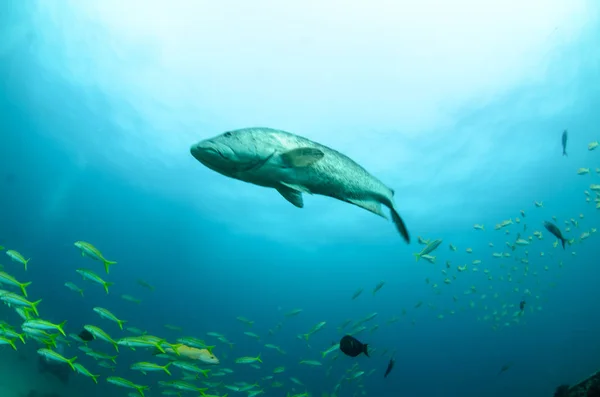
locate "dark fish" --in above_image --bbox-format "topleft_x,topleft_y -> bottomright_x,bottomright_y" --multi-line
340,335 -> 369,358
562,129 -> 568,156
78,329 -> 94,342
498,362 -> 513,375
519,300 -> 526,312
384,358 -> 395,378
543,221 -> 567,249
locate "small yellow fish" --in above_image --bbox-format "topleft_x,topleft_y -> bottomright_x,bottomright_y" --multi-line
6,250 -> 30,271
580,232 -> 590,240
163,345 -> 220,365
93,307 -> 126,330
137,279 -> 155,291
164,324 -> 183,331
74,242 -> 117,274
236,316 -> 254,327
577,168 -> 590,175
76,269 -> 113,294
417,236 -> 430,245
121,295 -> 141,304
235,354 -> 262,365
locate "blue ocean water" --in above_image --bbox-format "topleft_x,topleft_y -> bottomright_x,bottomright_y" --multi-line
1,1 -> 600,397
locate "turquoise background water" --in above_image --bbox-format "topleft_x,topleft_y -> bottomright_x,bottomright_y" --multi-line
1,1 -> 600,396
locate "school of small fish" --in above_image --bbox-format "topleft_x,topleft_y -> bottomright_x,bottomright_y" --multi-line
406,137 -> 600,331
1,240 -> 381,397
0,136 -> 598,397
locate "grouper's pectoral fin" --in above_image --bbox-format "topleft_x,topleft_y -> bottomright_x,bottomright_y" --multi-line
344,198 -> 388,219
277,185 -> 304,208
280,148 -> 324,168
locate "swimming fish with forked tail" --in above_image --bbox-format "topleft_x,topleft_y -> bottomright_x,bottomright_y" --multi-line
190,127 -> 411,243
159,345 -> 220,365
543,221 -> 567,249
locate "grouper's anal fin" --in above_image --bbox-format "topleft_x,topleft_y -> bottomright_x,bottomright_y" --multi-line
345,198 -> 388,219
277,185 -> 304,208
280,147 -> 324,168
346,198 -> 410,244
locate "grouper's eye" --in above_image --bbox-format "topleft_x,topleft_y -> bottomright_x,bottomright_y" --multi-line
224,132 -> 232,138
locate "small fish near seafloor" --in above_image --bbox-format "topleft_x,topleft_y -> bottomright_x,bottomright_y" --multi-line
190,127 -> 411,243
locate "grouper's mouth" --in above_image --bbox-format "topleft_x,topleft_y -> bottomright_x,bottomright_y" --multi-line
190,143 -> 275,174
190,144 -> 226,168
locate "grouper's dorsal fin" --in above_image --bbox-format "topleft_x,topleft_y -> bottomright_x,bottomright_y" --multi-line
280,148 -> 324,168
277,185 -> 304,208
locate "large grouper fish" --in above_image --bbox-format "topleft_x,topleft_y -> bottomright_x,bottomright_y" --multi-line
190,127 -> 410,243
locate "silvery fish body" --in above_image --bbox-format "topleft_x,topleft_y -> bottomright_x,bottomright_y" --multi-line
190,127 -> 410,242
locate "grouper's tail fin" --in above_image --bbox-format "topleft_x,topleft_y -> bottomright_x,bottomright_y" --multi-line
387,188 -> 410,244
390,205 -> 410,244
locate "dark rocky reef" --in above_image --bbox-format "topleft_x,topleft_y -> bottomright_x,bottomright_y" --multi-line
554,385 -> 570,397
587,383 -> 600,397
555,370 -> 600,397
